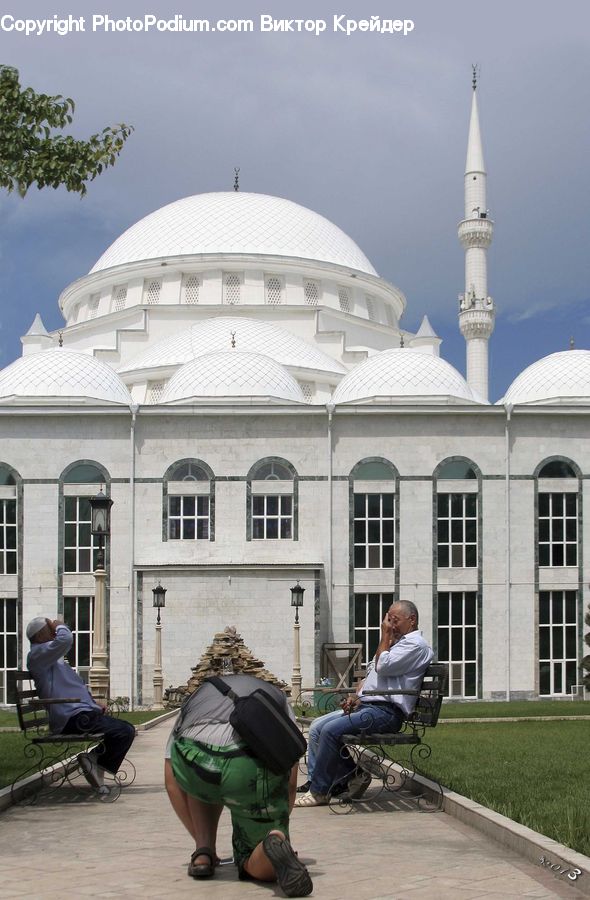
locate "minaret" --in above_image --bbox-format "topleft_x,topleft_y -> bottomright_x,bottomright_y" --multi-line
458,68 -> 495,400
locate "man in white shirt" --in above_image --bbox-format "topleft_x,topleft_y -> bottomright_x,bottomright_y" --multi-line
295,600 -> 433,807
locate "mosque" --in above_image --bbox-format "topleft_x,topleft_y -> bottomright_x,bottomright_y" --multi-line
0,81 -> 587,707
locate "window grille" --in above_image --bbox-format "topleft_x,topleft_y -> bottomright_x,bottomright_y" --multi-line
168,496 -> 210,540
354,593 -> 394,665
184,275 -> 200,304
437,493 -> 477,568
338,287 -> 351,313
366,296 -> 378,321
147,381 -> 167,403
437,591 -> 478,698
145,280 -> 162,305
304,280 -> 320,306
0,500 -> 17,575
252,495 -> 292,539
113,285 -> 127,312
224,273 -> 241,304
538,493 -> 577,567
0,598 -> 17,704
265,276 -> 282,305
539,590 -> 578,695
64,596 -> 94,684
299,382 -> 314,402
88,294 -> 100,319
353,493 -> 395,569
64,496 -> 98,573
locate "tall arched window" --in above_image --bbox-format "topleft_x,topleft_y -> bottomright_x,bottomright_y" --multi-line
434,457 -> 481,699
247,458 -> 297,540
350,459 -> 398,666
60,461 -> 110,684
163,459 -> 214,541
0,463 -> 20,703
535,456 -> 581,696
62,462 -> 109,573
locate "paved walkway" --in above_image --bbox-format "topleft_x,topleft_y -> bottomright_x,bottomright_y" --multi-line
0,720 -> 583,899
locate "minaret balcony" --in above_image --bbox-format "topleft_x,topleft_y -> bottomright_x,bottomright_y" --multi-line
458,217 -> 494,248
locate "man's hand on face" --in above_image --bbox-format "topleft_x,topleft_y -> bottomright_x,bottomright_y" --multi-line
380,612 -> 396,643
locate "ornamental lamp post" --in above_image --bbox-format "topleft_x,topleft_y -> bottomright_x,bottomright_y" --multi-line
88,488 -> 113,703
152,582 -> 167,709
290,581 -> 305,700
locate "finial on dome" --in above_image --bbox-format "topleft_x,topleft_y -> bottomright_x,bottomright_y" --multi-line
400,333 -> 405,348
569,336 -> 575,350
233,167 -> 240,192
58,331 -> 64,347
472,63 -> 479,91
230,331 -> 236,348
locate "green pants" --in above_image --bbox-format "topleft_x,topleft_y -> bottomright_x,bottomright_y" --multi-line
171,737 -> 290,870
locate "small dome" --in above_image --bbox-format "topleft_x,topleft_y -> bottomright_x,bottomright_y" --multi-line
119,317 -> 346,377
332,348 -> 482,404
160,351 -> 305,404
0,349 -> 132,405
501,350 -> 590,405
91,192 -> 377,275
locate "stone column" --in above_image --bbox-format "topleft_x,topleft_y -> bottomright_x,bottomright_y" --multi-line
89,562 -> 109,703
152,619 -> 164,709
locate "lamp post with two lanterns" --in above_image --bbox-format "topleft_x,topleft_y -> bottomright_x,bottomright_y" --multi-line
88,488 -> 113,704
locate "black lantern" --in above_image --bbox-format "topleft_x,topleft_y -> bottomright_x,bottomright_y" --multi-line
89,488 -> 113,537
89,488 -> 113,568
152,582 -> 167,625
290,581 -> 305,623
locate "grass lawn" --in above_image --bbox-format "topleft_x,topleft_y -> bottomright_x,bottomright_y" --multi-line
441,700 -> 590,718
419,720 -> 590,856
0,709 -> 172,789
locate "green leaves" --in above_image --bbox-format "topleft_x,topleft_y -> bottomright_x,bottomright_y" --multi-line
0,64 -> 133,197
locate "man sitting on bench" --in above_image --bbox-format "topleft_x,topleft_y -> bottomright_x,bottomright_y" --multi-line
295,600 -> 433,807
26,617 -> 135,795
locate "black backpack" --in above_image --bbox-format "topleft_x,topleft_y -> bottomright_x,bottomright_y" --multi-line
206,676 -> 307,775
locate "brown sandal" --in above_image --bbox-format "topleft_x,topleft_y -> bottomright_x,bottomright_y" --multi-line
188,847 -> 215,878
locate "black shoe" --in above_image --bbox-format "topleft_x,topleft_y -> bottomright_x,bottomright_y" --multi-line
296,780 -> 311,793
263,833 -> 313,897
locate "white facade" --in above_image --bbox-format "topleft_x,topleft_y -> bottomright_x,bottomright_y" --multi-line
0,87 -> 587,707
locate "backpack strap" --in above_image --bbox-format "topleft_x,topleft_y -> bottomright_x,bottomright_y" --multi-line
204,675 -> 238,702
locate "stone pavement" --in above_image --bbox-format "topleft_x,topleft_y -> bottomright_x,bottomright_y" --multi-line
0,720 -> 584,900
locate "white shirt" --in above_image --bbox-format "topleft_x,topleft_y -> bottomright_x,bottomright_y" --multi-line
358,630 -> 433,716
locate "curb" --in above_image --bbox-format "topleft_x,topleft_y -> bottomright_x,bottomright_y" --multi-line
134,709 -> 177,731
408,771 -> 590,896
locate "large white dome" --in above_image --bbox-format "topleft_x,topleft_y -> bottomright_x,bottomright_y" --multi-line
0,349 -> 132,405
118,317 -> 346,377
332,348 -> 483,404
90,192 -> 377,275
501,350 -> 590,405
160,351 -> 305,404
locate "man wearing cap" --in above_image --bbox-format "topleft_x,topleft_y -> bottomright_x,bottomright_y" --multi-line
26,617 -> 135,793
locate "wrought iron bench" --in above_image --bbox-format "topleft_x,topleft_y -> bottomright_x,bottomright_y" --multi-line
12,670 -> 135,804
297,662 -> 448,813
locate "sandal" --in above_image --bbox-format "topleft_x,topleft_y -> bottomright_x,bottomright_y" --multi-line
188,847 -> 215,879
294,790 -> 328,808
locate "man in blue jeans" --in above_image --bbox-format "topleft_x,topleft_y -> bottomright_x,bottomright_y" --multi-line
295,600 -> 433,807
26,617 -> 135,794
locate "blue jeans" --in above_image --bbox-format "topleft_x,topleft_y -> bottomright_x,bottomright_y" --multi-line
310,703 -> 404,795
307,709 -> 344,781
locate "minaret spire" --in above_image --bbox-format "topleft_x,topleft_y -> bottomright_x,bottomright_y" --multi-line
458,70 -> 495,401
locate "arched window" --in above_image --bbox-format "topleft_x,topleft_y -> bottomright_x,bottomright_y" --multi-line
351,459 -> 397,569
535,457 -> 579,568
163,459 -> 214,541
247,458 -> 297,540
0,463 -> 20,703
61,461 -> 109,572
538,460 -> 577,479
433,457 -> 481,699
434,458 -> 480,568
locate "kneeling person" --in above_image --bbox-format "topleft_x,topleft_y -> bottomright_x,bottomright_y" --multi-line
165,673 -> 312,897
